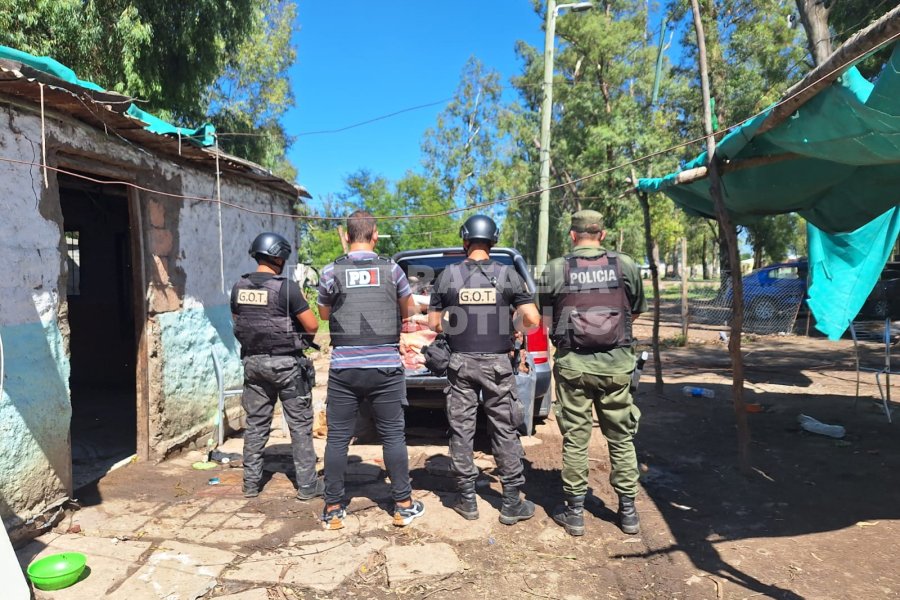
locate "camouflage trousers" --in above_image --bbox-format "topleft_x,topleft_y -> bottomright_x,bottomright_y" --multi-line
446,352 -> 526,488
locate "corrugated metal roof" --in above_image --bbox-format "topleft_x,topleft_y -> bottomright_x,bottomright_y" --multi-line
0,58 -> 311,200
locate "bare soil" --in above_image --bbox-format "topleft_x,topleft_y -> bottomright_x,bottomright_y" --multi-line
63,301 -> 899,599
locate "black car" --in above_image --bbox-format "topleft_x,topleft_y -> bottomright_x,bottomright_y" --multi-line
392,247 -> 552,435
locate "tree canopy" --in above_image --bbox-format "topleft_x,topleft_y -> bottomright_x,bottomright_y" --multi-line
0,0 -> 298,178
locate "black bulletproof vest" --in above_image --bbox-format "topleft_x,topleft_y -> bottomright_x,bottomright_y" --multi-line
232,275 -> 305,357
551,251 -> 632,351
329,255 -> 401,347
441,260 -> 514,354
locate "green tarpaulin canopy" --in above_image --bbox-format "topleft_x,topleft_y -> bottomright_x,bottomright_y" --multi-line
638,44 -> 900,340
0,45 -> 216,147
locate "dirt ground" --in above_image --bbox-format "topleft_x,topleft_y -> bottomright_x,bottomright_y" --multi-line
19,301 -> 900,599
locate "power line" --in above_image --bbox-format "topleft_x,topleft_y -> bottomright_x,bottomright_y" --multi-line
292,98 -> 453,136
5,28 -> 896,224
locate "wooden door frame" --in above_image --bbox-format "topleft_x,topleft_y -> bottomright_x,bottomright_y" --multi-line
127,187 -> 151,461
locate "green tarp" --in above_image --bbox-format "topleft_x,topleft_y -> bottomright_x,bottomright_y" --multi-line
0,45 -> 215,147
638,44 -> 900,340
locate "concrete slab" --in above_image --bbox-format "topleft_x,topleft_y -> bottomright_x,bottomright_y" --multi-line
185,511 -> 231,528
114,541 -> 235,599
201,521 -> 282,546
18,535 -> 152,600
96,514 -> 152,537
384,542 -> 462,585
215,590 -> 270,600
155,501 -> 205,520
139,518 -> 186,540
414,491 -> 498,542
222,513 -> 267,530
173,527 -> 215,544
222,538 -> 388,591
206,499 -> 249,513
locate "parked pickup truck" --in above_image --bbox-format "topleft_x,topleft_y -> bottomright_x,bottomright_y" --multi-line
393,247 -> 552,435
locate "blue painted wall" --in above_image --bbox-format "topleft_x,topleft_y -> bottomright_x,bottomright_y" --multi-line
0,319 -> 71,528
155,303 -> 242,449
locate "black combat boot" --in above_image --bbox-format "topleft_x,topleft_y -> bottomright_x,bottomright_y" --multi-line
452,481 -> 479,520
552,495 -> 585,536
499,486 -> 535,525
618,495 -> 640,535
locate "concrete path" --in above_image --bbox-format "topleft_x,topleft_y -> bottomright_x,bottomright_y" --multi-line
15,431 -> 514,599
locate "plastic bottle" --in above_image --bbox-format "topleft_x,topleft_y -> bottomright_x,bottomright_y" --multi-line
681,386 -> 715,398
798,414 -> 846,439
630,351 -> 649,392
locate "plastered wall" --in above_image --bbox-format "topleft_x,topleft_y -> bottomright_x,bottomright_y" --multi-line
0,99 -> 297,528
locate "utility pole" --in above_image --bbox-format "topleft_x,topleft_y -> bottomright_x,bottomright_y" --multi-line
536,0 -> 558,274
536,1 -> 592,273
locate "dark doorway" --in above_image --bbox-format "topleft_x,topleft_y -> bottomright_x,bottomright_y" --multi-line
60,173 -> 137,489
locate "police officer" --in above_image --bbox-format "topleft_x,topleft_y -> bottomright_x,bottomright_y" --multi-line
231,232 -> 321,500
538,210 -> 647,536
317,210 -> 424,530
428,215 -> 541,525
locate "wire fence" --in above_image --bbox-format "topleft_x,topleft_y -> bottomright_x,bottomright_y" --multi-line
689,270 -> 806,335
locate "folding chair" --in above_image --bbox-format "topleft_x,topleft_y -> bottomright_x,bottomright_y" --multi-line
850,318 -> 898,423
211,349 -> 291,445
211,349 -> 245,446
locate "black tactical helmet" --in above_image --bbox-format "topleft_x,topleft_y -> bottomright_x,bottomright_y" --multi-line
460,214 -> 499,244
249,232 -> 292,261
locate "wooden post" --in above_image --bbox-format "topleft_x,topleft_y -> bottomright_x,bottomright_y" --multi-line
337,225 -> 349,253
757,4 -> 900,135
690,0 -> 751,473
681,237 -> 689,342
618,228 -> 625,252
637,189 -> 664,394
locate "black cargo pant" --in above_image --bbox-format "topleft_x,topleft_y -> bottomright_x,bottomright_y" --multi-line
241,355 -> 317,490
324,367 -> 412,505
446,352 -> 526,488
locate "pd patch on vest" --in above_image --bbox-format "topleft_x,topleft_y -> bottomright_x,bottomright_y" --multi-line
236,289 -> 269,306
345,267 -> 381,288
458,287 -> 496,305
567,266 -> 619,290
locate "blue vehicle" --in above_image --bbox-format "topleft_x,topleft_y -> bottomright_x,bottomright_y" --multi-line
739,260 -> 808,321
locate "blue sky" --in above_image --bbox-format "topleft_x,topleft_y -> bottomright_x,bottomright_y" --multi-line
286,1 -> 548,210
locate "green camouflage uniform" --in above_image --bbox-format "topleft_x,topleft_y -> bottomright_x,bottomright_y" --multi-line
539,245 -> 647,498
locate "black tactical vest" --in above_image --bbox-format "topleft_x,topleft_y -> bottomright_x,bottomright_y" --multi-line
441,260 -> 514,354
329,255 -> 401,347
551,251 -> 632,351
232,275 -> 306,357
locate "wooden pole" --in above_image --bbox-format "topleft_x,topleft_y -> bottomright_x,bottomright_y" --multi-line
756,5 -> 900,136
681,237 -> 689,342
636,186 -> 664,394
690,0 -> 751,473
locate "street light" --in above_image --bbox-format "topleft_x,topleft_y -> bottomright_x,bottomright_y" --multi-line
535,0 -> 593,274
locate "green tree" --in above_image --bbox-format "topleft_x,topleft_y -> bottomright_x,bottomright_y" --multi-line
421,57 -> 521,212
304,170 -> 460,267
504,1 -> 686,264
210,0 -> 298,179
746,213 -> 803,268
0,0 -> 299,177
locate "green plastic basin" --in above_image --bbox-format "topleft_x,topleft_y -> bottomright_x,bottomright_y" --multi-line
27,552 -> 87,591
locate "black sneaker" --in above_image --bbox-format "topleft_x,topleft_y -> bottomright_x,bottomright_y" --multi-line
321,505 -> 346,530
243,485 -> 260,498
393,499 -> 425,527
296,478 -> 325,501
